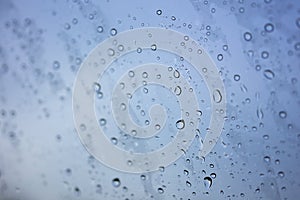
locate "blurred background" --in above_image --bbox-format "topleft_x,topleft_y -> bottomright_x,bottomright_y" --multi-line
0,0 -> 299,199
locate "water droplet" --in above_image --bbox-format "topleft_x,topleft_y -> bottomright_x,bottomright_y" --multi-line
142,72 -> 148,78
264,156 -> 271,163
74,187 -> 81,196
174,86 -> 182,95
156,9 -> 162,15
261,51 -> 269,59
65,168 -> 72,176
99,118 -> 107,126
210,173 -> 216,179
111,137 -> 118,145
171,16 -> 176,21
263,69 -> 275,80
94,82 -> 101,92
110,28 -> 117,36
127,160 -> 133,166
217,54 -> 223,61
112,178 -> 121,187
107,48 -> 115,56
137,47 -> 142,53
184,35 -> 189,41
204,177 -> 212,189
176,119 -> 185,130
96,184 -> 102,194
296,18 -> 300,29
80,124 -> 86,131
151,44 -> 157,51
140,174 -> 147,180
118,45 -> 124,51
213,89 -> 222,103
97,92 -> 103,99
279,111 -> 287,119
143,87 -> 148,94
155,124 -> 161,130
264,23 -> 274,32
97,26 -> 103,33
120,103 -> 127,111
157,187 -> 164,194
234,74 -> 240,81
53,61 -> 60,70
128,70 -> 135,77
186,181 -> 192,187
64,23 -> 71,30
173,70 -> 180,78
256,107 -> 264,120
244,32 -> 252,41
295,42 -> 300,51
72,18 -> 78,24
184,170 -> 189,175
278,171 -> 285,178
263,135 -> 269,140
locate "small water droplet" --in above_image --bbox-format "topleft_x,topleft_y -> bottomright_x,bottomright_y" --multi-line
263,69 -> 275,80
184,170 -> 189,175
186,181 -> 192,187
140,174 -> 147,180
263,135 -> 269,140
264,156 -> 271,163
244,32 -> 252,41
137,47 -> 142,53
234,74 -> 240,81
74,187 -> 81,196
261,51 -> 269,59
112,178 -> 121,187
107,48 -> 115,56
256,107 -> 264,120
156,9 -> 162,15
210,173 -> 216,179
142,72 -> 148,78
264,23 -> 274,32
176,119 -> 185,130
53,61 -> 60,70
120,103 -> 127,111
173,70 -> 180,78
97,26 -> 103,33
278,171 -> 285,178
217,54 -> 223,61
99,118 -> 107,126
110,28 -> 117,36
111,137 -> 118,145
151,44 -> 157,51
279,111 -> 287,119
128,70 -> 135,77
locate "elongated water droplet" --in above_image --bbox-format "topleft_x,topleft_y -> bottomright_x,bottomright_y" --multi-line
213,89 -> 222,103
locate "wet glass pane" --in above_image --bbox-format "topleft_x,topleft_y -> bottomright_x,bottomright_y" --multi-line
0,0 -> 299,199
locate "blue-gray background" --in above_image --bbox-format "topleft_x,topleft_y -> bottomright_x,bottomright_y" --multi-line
0,0 -> 299,199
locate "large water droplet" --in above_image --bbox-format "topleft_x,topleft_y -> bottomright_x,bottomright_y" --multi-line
204,177 -> 212,189
213,89 -> 222,103
174,86 -> 182,95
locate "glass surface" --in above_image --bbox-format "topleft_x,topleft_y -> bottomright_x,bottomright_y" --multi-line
0,0 -> 299,199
